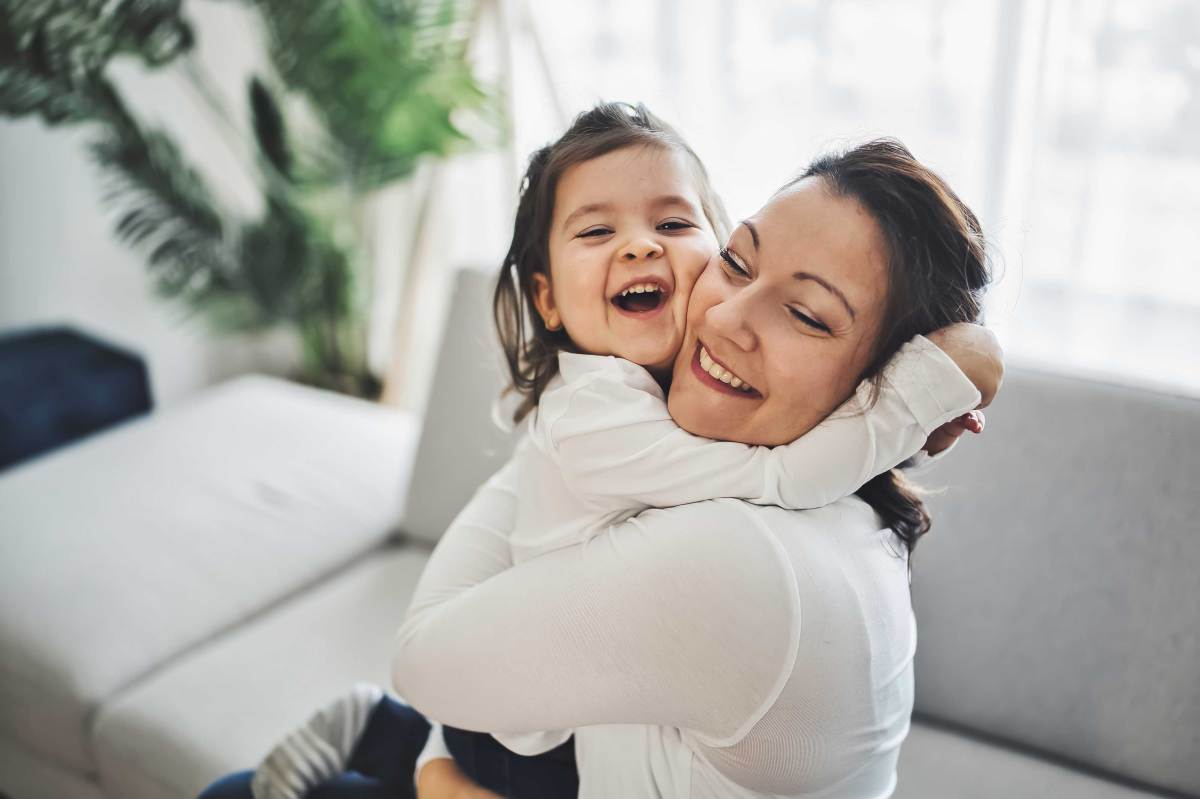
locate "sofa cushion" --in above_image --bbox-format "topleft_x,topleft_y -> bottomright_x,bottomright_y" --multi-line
911,368 -> 1200,796
0,734 -> 107,799
895,721 -> 1165,798
0,376 -> 417,776
92,547 -> 430,799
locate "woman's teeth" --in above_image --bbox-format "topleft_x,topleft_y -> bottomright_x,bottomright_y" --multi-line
699,346 -> 755,392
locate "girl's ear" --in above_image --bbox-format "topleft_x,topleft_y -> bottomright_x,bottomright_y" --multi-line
531,272 -> 562,331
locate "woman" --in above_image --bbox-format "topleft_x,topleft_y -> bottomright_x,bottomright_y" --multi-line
395,139 -> 999,798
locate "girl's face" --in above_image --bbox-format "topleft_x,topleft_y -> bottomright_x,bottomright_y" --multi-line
668,178 -> 890,446
535,145 -> 718,375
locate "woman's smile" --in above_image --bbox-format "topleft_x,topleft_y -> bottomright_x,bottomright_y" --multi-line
688,342 -> 760,397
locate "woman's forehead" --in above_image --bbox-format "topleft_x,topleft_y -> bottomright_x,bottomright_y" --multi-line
749,180 -> 888,307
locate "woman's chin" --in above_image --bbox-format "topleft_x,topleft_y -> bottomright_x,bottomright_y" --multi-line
667,374 -> 742,441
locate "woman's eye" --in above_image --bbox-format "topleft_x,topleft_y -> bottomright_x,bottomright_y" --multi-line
657,219 -> 693,231
789,307 -> 831,333
578,227 -> 612,238
719,248 -> 749,277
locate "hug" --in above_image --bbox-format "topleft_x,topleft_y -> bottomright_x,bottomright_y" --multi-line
199,100 -> 1001,799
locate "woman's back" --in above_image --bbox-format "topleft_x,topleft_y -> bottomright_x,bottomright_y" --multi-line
574,497 -> 916,798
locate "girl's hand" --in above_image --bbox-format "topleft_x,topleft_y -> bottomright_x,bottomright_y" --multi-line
416,758 -> 503,799
924,410 -> 985,456
926,323 -> 1005,409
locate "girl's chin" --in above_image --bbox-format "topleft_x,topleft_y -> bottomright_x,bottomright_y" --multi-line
614,340 -> 683,376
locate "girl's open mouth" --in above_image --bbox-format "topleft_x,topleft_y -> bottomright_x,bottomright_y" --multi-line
690,343 -> 761,398
611,280 -> 670,317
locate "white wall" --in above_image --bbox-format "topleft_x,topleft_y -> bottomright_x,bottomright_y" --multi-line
0,2 -> 297,408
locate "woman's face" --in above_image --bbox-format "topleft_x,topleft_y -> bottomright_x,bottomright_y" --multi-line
668,177 -> 890,446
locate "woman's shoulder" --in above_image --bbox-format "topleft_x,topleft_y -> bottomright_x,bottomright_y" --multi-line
634,495 -> 884,544
625,497 -> 903,611
620,499 -> 803,608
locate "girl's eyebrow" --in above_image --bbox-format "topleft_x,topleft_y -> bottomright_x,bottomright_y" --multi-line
561,202 -> 613,231
561,195 -> 698,232
651,194 -> 700,213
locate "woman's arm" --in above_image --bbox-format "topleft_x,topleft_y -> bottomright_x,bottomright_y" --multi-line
404,455 -> 521,788
539,338 -> 979,511
393,500 -> 799,746
402,451 -> 519,625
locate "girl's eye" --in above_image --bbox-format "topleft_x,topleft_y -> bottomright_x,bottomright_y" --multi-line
578,227 -> 613,238
657,219 -> 693,231
719,248 -> 749,277
789,307 -> 831,333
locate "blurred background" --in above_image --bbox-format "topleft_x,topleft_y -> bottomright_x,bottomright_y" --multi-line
2,5 -> 1199,798
1,0 -> 1198,421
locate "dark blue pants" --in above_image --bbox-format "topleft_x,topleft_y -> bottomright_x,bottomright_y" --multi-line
196,697 -> 577,799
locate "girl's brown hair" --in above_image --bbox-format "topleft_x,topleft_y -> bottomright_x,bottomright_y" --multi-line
789,138 -> 991,553
493,101 -> 729,423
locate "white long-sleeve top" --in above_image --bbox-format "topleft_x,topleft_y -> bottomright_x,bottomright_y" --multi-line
395,337 -> 979,795
511,335 -> 979,564
486,336 -> 976,757
393,457 -> 923,797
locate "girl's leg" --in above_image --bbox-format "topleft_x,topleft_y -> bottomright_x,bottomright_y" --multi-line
442,727 -> 511,795
307,772 -> 405,799
342,696 -> 432,789
196,770 -> 255,799
508,734 -> 579,799
442,726 -> 579,799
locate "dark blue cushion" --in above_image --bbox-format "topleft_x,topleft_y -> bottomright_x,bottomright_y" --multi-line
0,326 -> 151,470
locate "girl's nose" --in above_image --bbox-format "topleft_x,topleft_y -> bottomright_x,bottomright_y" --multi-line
620,238 -> 664,261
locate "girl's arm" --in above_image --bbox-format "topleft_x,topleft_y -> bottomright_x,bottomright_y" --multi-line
539,336 -> 980,512
393,500 -> 797,745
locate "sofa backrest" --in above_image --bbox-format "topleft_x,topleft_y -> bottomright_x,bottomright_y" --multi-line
399,269 -> 516,545
404,269 -> 1200,796
912,368 -> 1200,797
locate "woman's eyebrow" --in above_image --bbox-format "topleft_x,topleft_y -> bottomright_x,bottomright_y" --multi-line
741,220 -> 760,251
793,271 -> 856,320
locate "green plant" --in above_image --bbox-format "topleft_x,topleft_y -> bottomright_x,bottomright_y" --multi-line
0,0 -> 499,397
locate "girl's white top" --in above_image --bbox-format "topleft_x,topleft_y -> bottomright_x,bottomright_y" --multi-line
395,336 -> 979,796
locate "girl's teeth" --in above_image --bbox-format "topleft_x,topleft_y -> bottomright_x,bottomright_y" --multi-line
621,283 -> 659,296
730,376 -> 743,388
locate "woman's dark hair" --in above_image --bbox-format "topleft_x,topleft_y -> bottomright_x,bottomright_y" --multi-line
493,101 -> 730,423
788,139 -> 991,554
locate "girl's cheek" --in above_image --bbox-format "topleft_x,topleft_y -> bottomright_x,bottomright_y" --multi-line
686,266 -> 721,325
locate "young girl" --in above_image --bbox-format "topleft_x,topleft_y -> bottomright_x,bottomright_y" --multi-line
230,102 -> 988,799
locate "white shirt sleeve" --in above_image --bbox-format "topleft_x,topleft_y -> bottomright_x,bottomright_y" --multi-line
401,453 -> 519,624
412,722 -> 452,786
402,443 -> 573,756
535,336 -> 980,512
392,499 -> 798,745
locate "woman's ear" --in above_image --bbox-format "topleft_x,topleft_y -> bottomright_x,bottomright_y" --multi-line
531,272 -> 562,331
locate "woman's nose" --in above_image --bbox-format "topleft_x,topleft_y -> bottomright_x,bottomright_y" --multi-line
620,237 -> 664,261
706,292 -> 758,351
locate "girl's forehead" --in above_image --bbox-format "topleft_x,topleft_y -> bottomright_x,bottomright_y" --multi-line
554,146 -> 704,217
561,146 -> 695,194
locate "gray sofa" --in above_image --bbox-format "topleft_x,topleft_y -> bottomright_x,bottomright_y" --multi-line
1,269 -> 1196,799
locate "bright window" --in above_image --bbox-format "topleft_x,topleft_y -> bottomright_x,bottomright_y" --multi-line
508,0 -> 1200,394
